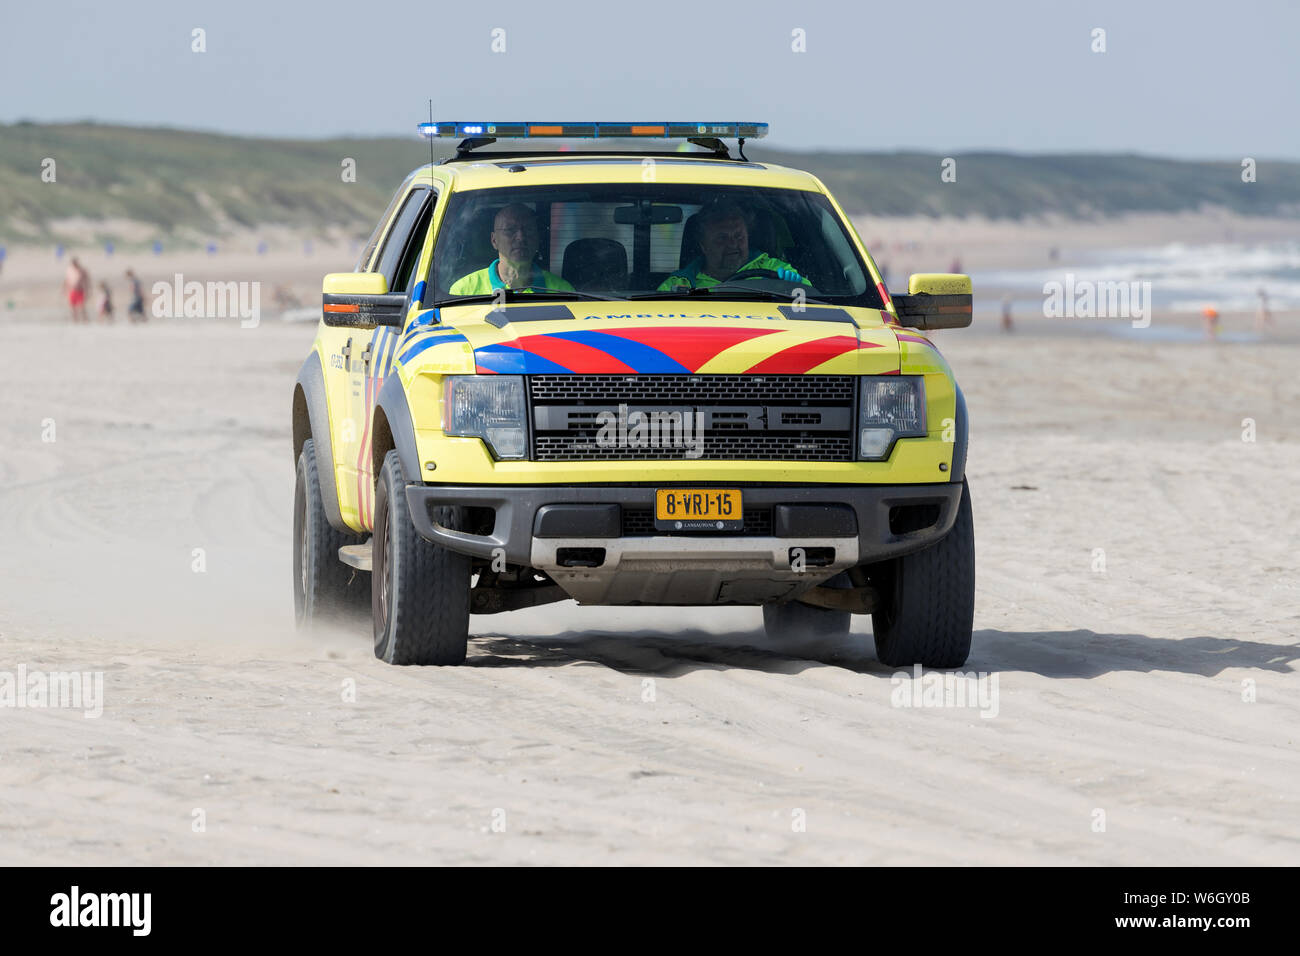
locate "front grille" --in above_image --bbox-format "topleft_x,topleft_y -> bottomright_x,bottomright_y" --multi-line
622,508 -> 773,536
534,434 -> 854,460
529,374 -> 857,461
530,374 -> 855,403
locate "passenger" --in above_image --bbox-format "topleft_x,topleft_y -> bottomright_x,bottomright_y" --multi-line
450,204 -> 575,294
658,200 -> 808,291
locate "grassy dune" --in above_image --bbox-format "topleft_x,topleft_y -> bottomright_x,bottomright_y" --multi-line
2,122 -> 1297,247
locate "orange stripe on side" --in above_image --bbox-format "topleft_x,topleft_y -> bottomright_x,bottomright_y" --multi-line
356,375 -> 371,529
324,303 -> 360,313
356,332 -> 379,529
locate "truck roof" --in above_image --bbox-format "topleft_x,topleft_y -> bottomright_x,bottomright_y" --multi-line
410,154 -> 826,193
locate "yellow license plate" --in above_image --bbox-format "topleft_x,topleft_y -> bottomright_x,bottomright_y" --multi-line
655,488 -> 743,530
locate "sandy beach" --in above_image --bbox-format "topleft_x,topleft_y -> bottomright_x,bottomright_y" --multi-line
1,226 -> 1298,865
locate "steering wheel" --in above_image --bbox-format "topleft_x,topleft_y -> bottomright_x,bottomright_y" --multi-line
724,268 -> 783,282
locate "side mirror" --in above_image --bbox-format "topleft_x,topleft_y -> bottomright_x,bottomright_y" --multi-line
892,273 -> 973,330
322,272 -> 405,328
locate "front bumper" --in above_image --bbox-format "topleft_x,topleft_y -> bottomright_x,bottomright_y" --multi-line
406,482 -> 962,575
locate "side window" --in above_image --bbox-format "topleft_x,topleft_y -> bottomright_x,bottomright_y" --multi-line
391,195 -> 436,294
374,188 -> 431,291
357,177 -> 415,271
817,206 -> 868,295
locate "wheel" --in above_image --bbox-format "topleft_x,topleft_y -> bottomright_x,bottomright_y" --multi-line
763,598 -> 851,642
293,438 -> 365,627
870,480 -> 976,668
372,450 -> 471,665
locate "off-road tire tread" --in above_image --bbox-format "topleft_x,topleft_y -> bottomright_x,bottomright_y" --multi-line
373,450 -> 470,665
295,439 -> 363,625
871,480 -> 975,668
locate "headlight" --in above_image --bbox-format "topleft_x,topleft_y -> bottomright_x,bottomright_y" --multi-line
444,375 -> 527,460
858,376 -> 927,460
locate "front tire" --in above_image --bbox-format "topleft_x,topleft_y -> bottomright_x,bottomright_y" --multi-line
293,438 -> 364,627
372,450 -> 471,665
870,480 -> 976,668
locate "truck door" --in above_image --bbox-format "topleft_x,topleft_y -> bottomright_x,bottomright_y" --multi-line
348,186 -> 435,531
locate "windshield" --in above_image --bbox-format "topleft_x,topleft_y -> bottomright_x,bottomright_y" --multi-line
428,182 -> 883,308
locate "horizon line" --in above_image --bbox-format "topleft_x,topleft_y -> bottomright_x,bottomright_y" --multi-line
4,118 -> 1298,165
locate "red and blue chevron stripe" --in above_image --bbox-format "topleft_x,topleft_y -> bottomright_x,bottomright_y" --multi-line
893,331 -> 941,354
471,327 -> 881,375
397,329 -> 470,365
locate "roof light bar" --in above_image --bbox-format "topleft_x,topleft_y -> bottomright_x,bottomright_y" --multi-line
417,121 -> 768,140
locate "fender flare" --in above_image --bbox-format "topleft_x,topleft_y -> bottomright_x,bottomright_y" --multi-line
292,351 -> 347,531
949,383 -> 969,483
375,373 -> 422,483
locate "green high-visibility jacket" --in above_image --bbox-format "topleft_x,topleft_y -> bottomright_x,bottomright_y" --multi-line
657,252 -> 810,291
449,259 -> 574,295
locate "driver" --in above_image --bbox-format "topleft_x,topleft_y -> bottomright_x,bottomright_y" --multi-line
450,204 -> 575,294
657,200 -> 809,292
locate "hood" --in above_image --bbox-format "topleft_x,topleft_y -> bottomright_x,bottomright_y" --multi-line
395,301 -> 902,376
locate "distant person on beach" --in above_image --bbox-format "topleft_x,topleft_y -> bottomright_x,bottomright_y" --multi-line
1202,305 -> 1220,341
949,257 -> 962,274
1255,287 -> 1274,332
96,281 -> 114,322
125,269 -> 146,323
64,258 -> 90,323
1001,295 -> 1014,333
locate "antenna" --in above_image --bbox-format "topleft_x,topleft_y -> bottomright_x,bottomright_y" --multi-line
434,100 -> 444,171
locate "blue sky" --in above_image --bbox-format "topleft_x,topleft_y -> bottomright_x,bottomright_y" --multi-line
3,0 -> 1297,157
